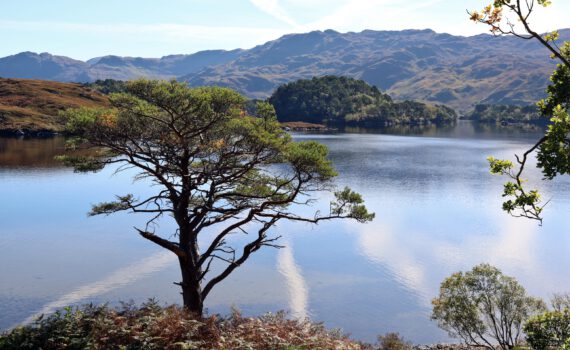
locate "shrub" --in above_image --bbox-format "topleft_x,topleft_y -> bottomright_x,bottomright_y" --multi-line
524,308 -> 570,350
377,332 -> 413,350
431,263 -> 546,350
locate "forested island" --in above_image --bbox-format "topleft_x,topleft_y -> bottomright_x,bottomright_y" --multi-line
269,76 -> 457,126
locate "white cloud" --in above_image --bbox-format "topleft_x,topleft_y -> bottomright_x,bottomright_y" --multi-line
249,0 -> 301,28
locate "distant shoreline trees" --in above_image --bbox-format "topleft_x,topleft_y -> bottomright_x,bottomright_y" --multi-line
464,104 -> 547,125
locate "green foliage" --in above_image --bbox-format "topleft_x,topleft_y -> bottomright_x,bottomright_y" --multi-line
537,60 -> 570,117
465,104 -> 546,125
487,156 -> 545,219
255,100 -> 279,131
377,332 -> 413,350
431,264 -> 546,350
285,141 -> 337,181
84,79 -> 128,95
524,309 -> 570,350
332,187 -> 376,223
268,76 -> 457,126
537,105 -> 570,179
488,156 -> 514,175
0,303 -> 372,350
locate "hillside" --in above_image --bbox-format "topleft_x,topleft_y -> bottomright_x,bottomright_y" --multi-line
0,29 -> 568,112
184,29 -> 569,112
0,78 -> 109,134
269,76 -> 456,126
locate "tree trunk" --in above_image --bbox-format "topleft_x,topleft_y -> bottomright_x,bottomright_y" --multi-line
178,257 -> 204,316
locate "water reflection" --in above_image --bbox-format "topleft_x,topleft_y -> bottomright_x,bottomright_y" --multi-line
0,137 -> 67,168
332,120 -> 546,140
277,240 -> 309,319
1,124 -> 569,344
21,252 -> 175,326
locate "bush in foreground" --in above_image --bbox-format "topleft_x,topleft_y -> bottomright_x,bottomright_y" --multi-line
431,264 -> 546,350
524,308 -> 570,350
0,301 -> 377,350
377,333 -> 413,350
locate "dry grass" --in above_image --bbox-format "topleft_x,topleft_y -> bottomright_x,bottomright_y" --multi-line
0,301 -> 376,350
0,78 -> 109,133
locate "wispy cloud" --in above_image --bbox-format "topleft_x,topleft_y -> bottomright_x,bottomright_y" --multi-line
249,0 -> 301,29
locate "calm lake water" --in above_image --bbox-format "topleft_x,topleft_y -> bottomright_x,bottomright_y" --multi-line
1,122 -> 570,344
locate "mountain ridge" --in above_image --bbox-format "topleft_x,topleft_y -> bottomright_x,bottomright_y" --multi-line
1,28 -> 568,111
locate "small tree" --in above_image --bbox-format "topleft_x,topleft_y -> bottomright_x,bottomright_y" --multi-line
59,79 -> 374,316
431,264 -> 545,350
469,0 -> 570,223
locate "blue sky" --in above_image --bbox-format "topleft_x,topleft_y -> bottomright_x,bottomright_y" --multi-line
1,0 -> 568,60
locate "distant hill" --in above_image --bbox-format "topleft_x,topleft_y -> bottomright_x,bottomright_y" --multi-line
1,29 -> 568,112
0,50 -> 243,82
269,76 -> 456,126
0,78 -> 109,134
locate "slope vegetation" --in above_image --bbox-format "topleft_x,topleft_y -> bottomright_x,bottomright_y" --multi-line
0,78 -> 109,134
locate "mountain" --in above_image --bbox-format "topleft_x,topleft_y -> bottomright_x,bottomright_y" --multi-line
1,29 -> 568,112
0,49 -> 243,82
86,49 -> 244,81
0,52 -> 90,82
183,29 -> 570,112
0,78 -> 109,134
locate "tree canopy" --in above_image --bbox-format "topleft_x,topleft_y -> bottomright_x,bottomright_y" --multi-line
84,79 -> 127,95
58,79 -> 374,315
268,76 -> 457,126
432,264 -> 545,350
